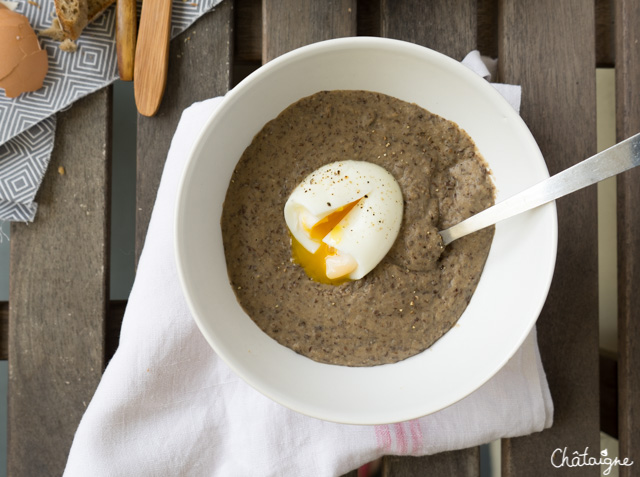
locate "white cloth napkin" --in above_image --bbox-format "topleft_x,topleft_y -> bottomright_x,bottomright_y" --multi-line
64,52 -> 553,477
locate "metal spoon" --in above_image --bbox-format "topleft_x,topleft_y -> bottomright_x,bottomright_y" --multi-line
439,132 -> 640,245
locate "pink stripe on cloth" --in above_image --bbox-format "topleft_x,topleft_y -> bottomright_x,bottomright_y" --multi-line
375,421 -> 424,455
409,419 -> 423,454
393,423 -> 408,454
374,425 -> 392,452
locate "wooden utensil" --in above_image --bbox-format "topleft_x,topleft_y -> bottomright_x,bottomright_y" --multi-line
134,0 -> 172,116
116,0 -> 137,81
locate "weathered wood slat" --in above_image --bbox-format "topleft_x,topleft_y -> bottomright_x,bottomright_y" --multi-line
237,0 -> 372,60
615,0 -> 640,474
477,0 -> 614,67
0,300 -> 124,361
262,0 -> 357,63
499,1 -> 599,475
136,1 -> 234,260
379,1 -> 480,475
8,88 -> 111,477
382,449 -> 480,477
381,0 -> 476,61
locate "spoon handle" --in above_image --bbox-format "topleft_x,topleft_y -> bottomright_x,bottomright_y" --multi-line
440,132 -> 640,246
134,0 -> 172,116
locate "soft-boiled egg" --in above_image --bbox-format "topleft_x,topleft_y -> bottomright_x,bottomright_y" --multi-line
284,160 -> 403,284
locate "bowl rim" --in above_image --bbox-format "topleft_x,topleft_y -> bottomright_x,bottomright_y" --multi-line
174,36 -> 559,424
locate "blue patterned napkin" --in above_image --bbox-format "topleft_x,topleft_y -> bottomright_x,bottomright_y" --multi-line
0,0 -> 223,221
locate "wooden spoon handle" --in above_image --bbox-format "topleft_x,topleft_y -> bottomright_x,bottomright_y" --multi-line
116,0 -> 137,81
134,0 -> 172,116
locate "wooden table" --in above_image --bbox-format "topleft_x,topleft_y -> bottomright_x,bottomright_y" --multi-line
4,0 -> 639,475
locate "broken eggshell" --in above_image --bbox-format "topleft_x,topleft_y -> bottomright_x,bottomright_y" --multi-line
0,4 -> 48,98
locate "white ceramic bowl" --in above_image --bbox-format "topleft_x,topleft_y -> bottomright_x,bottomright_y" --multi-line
175,37 -> 557,425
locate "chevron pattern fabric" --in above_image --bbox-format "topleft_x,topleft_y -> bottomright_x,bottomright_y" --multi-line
0,116 -> 55,221
0,0 -> 223,221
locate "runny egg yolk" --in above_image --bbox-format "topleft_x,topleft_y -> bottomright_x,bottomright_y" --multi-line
284,160 -> 404,284
290,199 -> 360,285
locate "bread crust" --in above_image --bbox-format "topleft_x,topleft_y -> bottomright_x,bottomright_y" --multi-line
53,0 -> 88,40
42,0 -> 115,42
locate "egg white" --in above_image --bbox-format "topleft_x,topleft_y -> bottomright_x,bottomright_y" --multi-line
284,160 -> 403,280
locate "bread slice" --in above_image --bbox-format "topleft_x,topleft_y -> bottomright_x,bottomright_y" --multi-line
41,0 -> 115,43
